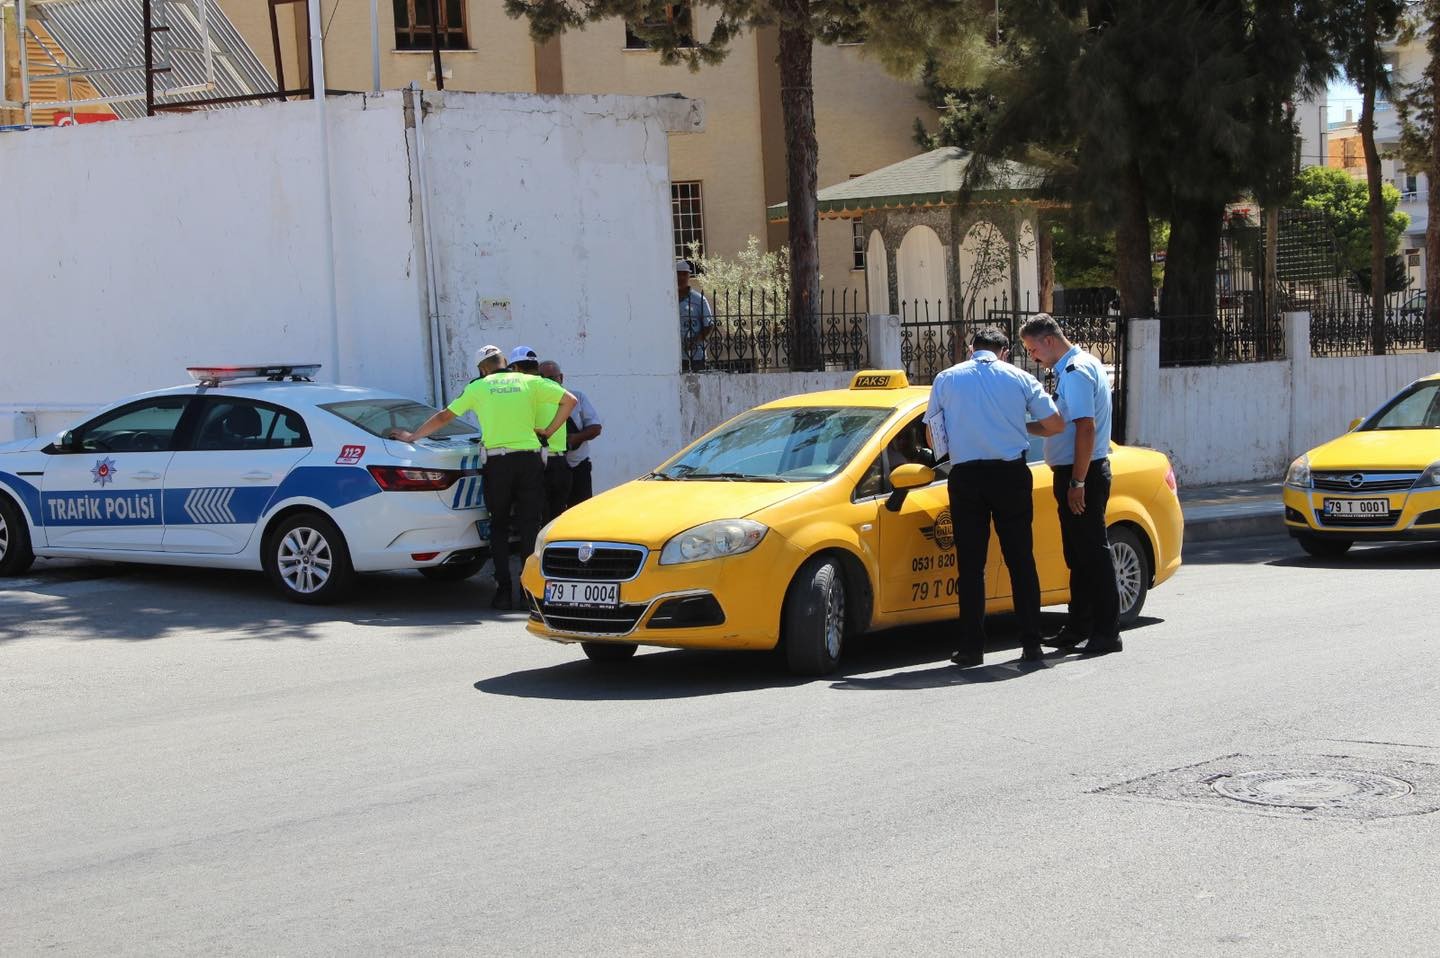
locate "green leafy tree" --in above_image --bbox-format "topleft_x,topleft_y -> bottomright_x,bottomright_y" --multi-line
504,1 -> 984,370
1290,165 -> 1409,285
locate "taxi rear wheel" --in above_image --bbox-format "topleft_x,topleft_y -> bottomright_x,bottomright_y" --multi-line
1297,534 -> 1352,558
264,512 -> 355,604
1110,526 -> 1150,626
581,641 -> 638,663
783,556 -> 848,676
0,495 -> 36,576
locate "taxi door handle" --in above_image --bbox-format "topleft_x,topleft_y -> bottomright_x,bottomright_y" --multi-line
133,471 -> 162,481
242,471 -> 273,481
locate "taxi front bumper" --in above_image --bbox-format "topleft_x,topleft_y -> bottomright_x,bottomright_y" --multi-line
519,532 -> 808,651
1282,483 -> 1440,541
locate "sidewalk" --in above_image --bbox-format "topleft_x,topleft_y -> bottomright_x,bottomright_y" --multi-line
1179,479 -> 1285,542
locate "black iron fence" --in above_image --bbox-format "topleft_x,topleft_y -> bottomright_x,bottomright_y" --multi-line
682,288 -> 870,373
1310,288 -> 1437,357
1156,308 -> 1285,367
898,293 -> 1127,442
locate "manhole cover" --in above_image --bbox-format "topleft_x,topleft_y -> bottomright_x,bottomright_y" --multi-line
1211,770 -> 1413,809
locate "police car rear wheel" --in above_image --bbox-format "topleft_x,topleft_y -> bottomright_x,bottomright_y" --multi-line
1110,526 -> 1150,626
265,513 -> 354,604
783,556 -> 847,676
581,641 -> 637,662
0,496 -> 36,576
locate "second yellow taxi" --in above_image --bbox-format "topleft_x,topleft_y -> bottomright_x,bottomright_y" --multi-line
521,370 -> 1184,674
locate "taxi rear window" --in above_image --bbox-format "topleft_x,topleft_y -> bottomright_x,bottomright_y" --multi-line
320,399 -> 478,439
657,406 -> 892,481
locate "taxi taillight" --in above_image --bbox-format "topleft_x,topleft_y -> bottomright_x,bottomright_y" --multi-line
368,465 -> 461,491
1164,466 -> 1178,492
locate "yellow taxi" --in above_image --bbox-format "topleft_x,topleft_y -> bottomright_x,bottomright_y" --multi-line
520,371 -> 1184,674
1283,372 -> 1440,556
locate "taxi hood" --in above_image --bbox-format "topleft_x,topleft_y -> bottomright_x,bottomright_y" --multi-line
543,477 -> 815,547
1306,429 -> 1440,471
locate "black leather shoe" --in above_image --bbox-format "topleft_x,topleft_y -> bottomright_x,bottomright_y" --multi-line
491,588 -> 514,611
1074,636 -> 1123,656
1020,643 -> 1045,663
1042,627 -> 1089,648
950,651 -> 983,668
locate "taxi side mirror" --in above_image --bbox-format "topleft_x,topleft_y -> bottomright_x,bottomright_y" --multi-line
884,463 -> 936,513
1348,417 -> 1364,432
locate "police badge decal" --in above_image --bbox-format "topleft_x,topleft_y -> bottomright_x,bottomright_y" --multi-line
90,457 -> 118,487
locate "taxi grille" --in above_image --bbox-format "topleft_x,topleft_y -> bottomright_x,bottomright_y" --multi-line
1317,510 -> 1402,528
1312,471 -> 1421,492
542,544 -> 646,581
538,602 -> 647,635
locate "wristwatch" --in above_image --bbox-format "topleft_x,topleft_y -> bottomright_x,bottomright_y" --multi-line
1069,478 -> 1086,489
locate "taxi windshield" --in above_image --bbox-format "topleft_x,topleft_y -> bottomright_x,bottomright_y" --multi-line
320,399 -> 477,438
1362,381 -> 1440,430
657,406 -> 893,481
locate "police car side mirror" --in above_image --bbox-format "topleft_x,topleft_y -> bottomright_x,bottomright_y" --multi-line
55,429 -> 82,452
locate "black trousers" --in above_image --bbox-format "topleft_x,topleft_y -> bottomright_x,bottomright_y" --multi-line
1051,459 -> 1120,639
948,457 -> 1042,657
567,458 -> 594,507
543,455 -> 572,523
483,451 -> 543,588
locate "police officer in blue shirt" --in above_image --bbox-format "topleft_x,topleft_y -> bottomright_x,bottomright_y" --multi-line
1020,313 -> 1122,656
926,325 -> 1064,668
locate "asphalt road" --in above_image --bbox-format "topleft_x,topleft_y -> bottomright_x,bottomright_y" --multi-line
3,537 -> 1439,956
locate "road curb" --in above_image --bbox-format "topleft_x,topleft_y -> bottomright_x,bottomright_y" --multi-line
1183,510 -> 1285,543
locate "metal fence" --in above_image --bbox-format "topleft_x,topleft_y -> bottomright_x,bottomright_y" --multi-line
1310,288 -> 1437,357
898,293 -> 1127,442
683,288 -> 870,372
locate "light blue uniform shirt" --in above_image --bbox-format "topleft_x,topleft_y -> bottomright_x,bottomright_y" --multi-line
1043,344 -> 1113,466
679,289 -> 715,362
926,351 -> 1058,463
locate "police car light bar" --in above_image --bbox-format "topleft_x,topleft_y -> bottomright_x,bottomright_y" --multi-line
187,365 -> 322,386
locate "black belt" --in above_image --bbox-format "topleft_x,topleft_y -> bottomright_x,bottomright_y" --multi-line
953,455 -> 1027,466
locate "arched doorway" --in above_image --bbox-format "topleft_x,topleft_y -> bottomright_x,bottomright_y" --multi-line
865,229 -> 889,313
896,225 -> 948,323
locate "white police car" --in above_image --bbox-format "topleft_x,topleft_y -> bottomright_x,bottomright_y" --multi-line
0,365 -> 491,603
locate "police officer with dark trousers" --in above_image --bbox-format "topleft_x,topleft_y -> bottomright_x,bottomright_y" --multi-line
926,325 -> 1063,667
1020,314 -> 1122,656
390,345 -> 577,610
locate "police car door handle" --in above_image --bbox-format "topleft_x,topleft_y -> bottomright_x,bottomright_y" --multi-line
242,471 -> 273,481
133,470 -> 162,481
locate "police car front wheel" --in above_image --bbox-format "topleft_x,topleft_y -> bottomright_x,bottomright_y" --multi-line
264,512 -> 355,604
0,496 -> 36,577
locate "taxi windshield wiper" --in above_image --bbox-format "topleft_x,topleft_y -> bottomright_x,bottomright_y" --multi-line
683,472 -> 791,482
646,471 -> 675,480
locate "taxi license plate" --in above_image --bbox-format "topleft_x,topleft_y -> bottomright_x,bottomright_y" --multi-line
544,580 -> 619,608
1323,497 -> 1389,517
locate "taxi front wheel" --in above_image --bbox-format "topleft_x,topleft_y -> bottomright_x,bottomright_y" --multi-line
582,641 -> 638,663
0,495 -> 36,577
783,556 -> 848,676
1297,534 -> 1353,558
264,512 -> 355,604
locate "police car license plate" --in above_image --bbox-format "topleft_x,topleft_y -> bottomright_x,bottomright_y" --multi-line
544,580 -> 619,608
1323,497 -> 1389,517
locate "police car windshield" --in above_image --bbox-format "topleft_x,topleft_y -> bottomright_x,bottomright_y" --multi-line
657,406 -> 892,481
1362,380 -> 1440,430
320,399 -> 477,438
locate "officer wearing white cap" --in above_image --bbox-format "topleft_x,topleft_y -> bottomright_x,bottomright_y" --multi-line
391,344 -> 577,610
677,259 -> 715,371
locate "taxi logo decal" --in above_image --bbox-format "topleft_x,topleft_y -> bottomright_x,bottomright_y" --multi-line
578,543 -> 595,564
90,457 -> 118,487
1348,473 -> 1365,489
336,445 -> 366,466
919,509 -> 955,551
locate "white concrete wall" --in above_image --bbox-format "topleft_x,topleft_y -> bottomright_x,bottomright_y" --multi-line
1126,315 -> 1440,486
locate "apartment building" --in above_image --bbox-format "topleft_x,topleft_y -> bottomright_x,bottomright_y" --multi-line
216,2 -> 936,299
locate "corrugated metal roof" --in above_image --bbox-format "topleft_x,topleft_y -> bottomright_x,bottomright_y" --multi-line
33,0 -> 277,119
767,147 -> 1050,222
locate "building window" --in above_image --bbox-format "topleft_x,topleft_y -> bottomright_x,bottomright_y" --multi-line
394,0 -> 468,51
671,181 -> 704,260
852,220 -> 866,270
625,4 -> 695,50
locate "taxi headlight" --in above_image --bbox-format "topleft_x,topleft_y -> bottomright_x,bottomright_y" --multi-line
1284,454 -> 1312,489
534,517 -> 558,552
660,519 -> 768,566
1416,461 -> 1440,488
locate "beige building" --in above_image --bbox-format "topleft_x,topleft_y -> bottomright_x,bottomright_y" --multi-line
221,2 -> 937,301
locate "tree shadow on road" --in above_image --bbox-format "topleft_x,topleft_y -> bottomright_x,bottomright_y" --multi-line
0,560 -> 515,645
473,612 -> 1165,701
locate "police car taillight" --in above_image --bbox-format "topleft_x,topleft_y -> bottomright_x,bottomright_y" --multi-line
367,465 -> 461,491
